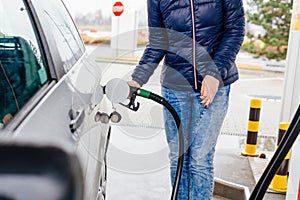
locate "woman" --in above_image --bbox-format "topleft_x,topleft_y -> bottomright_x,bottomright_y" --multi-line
129,0 -> 245,199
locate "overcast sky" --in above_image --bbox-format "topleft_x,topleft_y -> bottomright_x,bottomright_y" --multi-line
63,0 -> 147,17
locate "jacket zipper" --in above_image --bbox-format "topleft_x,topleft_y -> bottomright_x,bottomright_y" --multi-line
189,0 -> 198,90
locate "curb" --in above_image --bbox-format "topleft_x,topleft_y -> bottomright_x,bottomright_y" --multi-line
96,56 -> 139,65
213,177 -> 250,200
237,63 -> 285,72
237,63 -> 263,70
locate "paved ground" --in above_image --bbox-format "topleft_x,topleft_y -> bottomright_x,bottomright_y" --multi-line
88,45 -> 287,199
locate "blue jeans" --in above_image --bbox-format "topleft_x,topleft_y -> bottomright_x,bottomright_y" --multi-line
162,85 -> 230,200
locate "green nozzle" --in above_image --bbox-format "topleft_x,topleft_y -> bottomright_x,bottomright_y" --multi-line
138,89 -> 151,98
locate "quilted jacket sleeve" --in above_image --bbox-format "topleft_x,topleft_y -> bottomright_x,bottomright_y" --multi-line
131,0 -> 167,86
213,0 -> 245,80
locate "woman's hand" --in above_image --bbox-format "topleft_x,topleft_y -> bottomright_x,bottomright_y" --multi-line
127,80 -> 141,88
200,75 -> 220,108
127,80 -> 141,99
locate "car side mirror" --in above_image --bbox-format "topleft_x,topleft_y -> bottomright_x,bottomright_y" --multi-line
0,143 -> 83,200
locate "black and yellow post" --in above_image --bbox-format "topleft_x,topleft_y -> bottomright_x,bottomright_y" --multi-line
269,122 -> 291,193
241,98 -> 262,157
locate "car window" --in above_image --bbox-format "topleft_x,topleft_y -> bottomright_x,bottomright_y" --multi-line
31,0 -> 85,73
0,0 -> 49,128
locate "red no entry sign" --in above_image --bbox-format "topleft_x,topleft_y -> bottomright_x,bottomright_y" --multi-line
112,1 -> 124,16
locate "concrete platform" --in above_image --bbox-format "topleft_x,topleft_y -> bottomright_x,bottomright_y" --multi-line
214,141 -> 286,200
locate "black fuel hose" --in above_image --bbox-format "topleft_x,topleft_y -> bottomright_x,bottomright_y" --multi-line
249,104 -> 300,200
136,89 -> 184,200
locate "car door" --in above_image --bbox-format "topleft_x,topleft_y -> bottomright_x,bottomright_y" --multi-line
0,0 -> 107,199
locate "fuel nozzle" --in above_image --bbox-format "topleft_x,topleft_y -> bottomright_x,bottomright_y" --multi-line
119,89 -> 140,111
103,78 -> 140,111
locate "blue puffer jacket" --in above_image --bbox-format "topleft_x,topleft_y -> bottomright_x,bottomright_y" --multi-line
132,0 -> 245,91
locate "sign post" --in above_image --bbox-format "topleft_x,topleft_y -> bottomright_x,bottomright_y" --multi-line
112,2 -> 124,56
111,2 -> 138,57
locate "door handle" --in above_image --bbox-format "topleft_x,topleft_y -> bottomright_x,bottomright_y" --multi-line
69,109 -> 85,133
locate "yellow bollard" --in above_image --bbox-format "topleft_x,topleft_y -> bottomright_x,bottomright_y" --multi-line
241,98 -> 262,157
269,122 -> 291,193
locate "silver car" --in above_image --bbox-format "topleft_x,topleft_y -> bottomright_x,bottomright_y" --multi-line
0,0 -> 108,199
